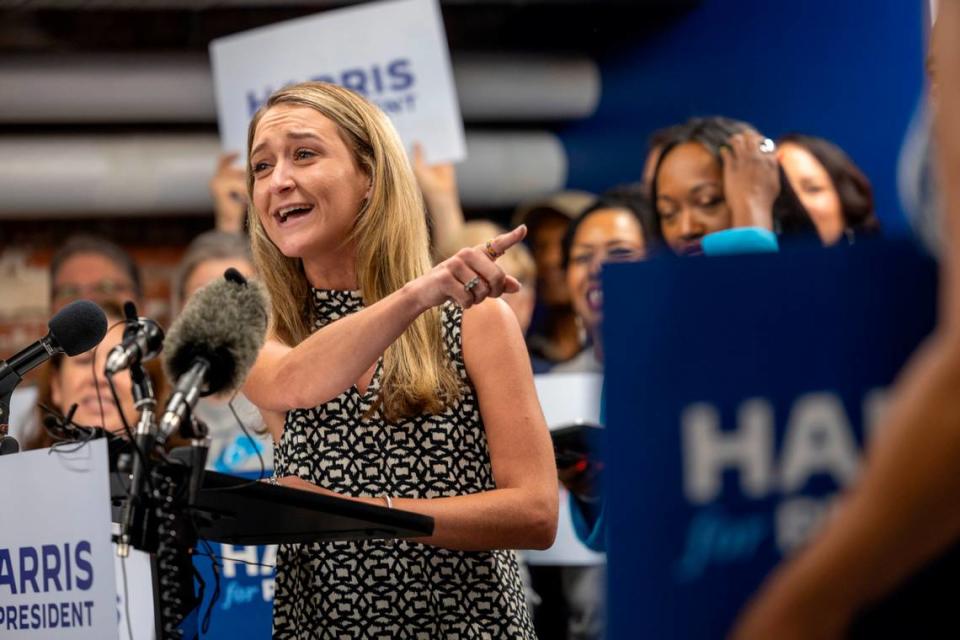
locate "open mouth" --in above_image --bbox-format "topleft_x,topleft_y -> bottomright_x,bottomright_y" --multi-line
274,203 -> 314,224
586,286 -> 603,312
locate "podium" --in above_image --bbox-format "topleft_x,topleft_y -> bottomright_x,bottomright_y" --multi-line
111,468 -> 433,545
109,461 -> 433,639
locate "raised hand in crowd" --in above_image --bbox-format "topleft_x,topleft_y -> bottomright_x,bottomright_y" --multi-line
720,129 -> 780,231
412,142 -> 465,255
209,152 -> 249,233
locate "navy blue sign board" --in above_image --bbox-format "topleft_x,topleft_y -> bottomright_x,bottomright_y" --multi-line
193,537 -> 274,638
602,239 -> 938,638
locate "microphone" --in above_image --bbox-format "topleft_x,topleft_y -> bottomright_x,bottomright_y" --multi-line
104,302 -> 164,375
1,300 -> 107,433
159,268 -> 267,443
0,299 -> 108,388
42,407 -> 105,441
0,436 -> 19,455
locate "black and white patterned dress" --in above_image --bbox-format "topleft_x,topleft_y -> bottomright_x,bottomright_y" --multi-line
272,288 -> 536,639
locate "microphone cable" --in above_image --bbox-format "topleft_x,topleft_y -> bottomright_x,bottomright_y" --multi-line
200,390 -> 268,494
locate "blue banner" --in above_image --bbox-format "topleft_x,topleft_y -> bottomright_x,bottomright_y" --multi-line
602,240 -> 937,637
193,540 -> 274,639
192,470 -> 275,639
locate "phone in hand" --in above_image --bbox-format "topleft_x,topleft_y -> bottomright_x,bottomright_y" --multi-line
551,421 -> 603,469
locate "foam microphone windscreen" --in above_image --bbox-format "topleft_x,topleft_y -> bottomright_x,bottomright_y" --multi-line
48,300 -> 108,356
162,271 -> 268,396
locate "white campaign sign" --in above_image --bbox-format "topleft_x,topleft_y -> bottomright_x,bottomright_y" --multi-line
210,0 -> 465,164
524,372 -> 606,566
0,440 -> 119,639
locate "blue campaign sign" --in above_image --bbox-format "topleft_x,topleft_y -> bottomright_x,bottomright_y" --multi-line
193,541 -> 275,638
192,471 -> 276,639
601,239 -> 938,638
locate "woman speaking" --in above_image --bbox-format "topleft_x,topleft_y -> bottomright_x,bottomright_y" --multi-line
242,82 -> 557,638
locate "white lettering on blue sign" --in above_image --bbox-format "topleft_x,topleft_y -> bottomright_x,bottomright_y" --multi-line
674,390 -> 886,580
682,399 -> 774,503
682,392 -> 882,503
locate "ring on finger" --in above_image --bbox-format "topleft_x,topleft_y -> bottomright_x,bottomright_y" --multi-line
464,276 -> 481,293
484,240 -> 502,260
759,138 -> 776,155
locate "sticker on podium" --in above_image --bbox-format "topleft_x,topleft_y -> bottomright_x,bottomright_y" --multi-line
0,439 -> 119,639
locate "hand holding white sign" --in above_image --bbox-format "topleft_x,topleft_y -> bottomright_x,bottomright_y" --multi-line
210,0 -> 465,165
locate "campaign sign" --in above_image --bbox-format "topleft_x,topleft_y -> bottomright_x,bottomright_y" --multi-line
0,440 -> 119,639
601,240 -> 938,637
524,373 -> 605,566
192,542 -> 275,638
210,0 -> 465,163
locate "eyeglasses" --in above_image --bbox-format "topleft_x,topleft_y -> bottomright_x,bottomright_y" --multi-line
51,279 -> 136,306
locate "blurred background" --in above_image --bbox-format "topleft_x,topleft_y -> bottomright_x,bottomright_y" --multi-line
0,0 -> 926,354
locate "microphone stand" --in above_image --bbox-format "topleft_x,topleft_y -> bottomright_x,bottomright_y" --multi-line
182,415 -> 210,507
0,370 -> 21,455
116,360 -> 157,558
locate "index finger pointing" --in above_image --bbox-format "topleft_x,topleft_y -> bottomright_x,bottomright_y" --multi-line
482,224 -> 527,260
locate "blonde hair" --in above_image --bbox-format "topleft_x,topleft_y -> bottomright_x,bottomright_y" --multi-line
246,82 -> 460,420
439,221 -> 536,287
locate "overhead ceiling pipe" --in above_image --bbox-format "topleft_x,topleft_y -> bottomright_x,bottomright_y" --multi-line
0,131 -> 566,217
0,53 -> 599,123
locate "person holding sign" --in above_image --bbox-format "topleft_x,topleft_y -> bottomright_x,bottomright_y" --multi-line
242,81 -> 556,638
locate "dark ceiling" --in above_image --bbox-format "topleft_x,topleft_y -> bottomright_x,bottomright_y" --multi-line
0,0 -> 700,54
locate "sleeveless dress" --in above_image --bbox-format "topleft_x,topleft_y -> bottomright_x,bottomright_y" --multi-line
272,288 -> 536,639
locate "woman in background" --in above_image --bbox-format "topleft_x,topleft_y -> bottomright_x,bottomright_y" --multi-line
28,302 -> 168,450
778,133 -> 880,245
555,187 -> 653,373
174,230 -> 268,474
651,116 -> 813,255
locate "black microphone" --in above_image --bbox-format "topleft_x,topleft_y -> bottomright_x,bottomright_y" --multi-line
0,300 -> 108,388
1,300 -> 107,433
159,268 -> 267,442
0,436 -> 19,455
41,405 -> 107,441
104,302 -> 164,375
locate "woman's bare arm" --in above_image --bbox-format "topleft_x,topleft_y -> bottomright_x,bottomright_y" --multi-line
277,298 -> 559,551
243,226 -> 525,413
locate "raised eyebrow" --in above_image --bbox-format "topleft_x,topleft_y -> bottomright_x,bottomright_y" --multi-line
250,131 -> 325,160
287,130 -> 325,144
250,141 -> 268,159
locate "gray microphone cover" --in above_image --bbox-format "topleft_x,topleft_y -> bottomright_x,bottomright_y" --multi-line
162,271 -> 268,395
